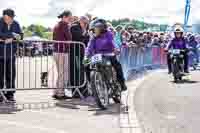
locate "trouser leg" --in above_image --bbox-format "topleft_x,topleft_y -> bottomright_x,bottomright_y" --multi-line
183,52 -> 189,72
0,58 -> 5,95
110,56 -> 127,91
167,53 -> 172,73
5,57 -> 16,96
53,53 -> 67,96
110,57 -> 125,83
194,50 -> 199,63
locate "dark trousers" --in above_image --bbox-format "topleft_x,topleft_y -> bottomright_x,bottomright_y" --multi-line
193,49 -> 199,63
110,56 -> 125,83
167,52 -> 189,72
0,57 -> 16,96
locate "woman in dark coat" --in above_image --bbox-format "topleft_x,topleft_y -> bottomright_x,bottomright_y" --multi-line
70,16 -> 90,98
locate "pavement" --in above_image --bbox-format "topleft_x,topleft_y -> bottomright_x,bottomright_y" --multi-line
135,70 -> 200,133
0,91 -> 121,133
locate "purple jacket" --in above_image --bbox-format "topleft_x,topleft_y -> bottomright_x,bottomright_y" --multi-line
85,31 -> 115,57
168,37 -> 187,49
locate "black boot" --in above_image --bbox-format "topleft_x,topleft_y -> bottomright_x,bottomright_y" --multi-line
120,82 -> 127,91
168,71 -> 172,74
184,70 -> 189,73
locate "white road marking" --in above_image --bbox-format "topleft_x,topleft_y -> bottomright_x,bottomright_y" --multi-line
121,70 -> 164,133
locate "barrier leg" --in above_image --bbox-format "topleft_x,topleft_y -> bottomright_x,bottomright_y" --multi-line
0,91 -> 8,103
72,87 -> 84,99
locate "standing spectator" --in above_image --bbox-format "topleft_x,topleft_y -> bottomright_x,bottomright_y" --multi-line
146,32 -> 153,47
121,30 -> 131,46
114,25 -> 123,49
85,13 -> 92,22
127,26 -> 135,43
159,33 -> 165,47
72,16 -> 79,23
70,16 -> 90,98
0,9 -> 23,101
52,10 -> 73,100
137,33 -> 145,47
143,33 -> 150,46
152,33 -> 160,46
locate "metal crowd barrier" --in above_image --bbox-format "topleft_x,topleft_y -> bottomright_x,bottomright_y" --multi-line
0,40 -> 87,100
119,45 -> 167,79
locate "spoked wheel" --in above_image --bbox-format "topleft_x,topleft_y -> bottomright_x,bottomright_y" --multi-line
91,71 -> 109,110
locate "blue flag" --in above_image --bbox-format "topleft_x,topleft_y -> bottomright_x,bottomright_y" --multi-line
184,0 -> 191,27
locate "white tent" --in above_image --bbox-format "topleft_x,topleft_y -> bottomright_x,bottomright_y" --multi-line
23,36 -> 48,52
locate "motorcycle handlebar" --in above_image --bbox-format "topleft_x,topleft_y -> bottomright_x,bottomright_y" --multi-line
166,49 -> 186,53
102,53 -> 116,57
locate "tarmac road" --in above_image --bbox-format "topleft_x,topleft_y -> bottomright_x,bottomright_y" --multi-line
135,70 -> 200,133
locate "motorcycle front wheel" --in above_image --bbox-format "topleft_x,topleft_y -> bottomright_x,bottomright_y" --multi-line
173,61 -> 180,82
91,71 -> 109,110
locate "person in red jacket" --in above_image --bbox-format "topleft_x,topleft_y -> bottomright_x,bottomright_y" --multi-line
52,10 -> 73,100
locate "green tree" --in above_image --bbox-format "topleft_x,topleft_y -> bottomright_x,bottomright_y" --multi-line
110,18 -> 168,31
160,24 -> 168,31
43,32 -> 53,40
26,24 -> 48,37
24,30 -> 33,37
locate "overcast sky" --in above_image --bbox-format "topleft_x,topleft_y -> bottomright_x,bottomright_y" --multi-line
0,0 -> 199,27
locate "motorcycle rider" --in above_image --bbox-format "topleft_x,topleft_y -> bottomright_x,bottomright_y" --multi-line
85,19 -> 127,91
167,27 -> 189,74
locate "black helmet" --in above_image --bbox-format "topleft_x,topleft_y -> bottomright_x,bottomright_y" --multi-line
93,18 -> 107,30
